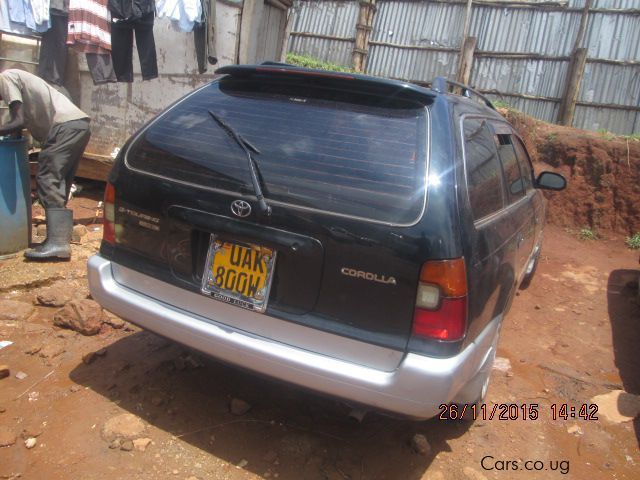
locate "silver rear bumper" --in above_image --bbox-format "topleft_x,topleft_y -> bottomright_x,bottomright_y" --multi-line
88,255 -> 499,419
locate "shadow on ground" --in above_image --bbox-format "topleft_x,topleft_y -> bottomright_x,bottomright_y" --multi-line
69,332 -> 472,479
607,269 -> 640,446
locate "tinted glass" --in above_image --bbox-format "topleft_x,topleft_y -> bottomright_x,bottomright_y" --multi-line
463,118 -> 504,220
495,134 -> 525,202
512,137 -> 534,191
127,79 -> 428,224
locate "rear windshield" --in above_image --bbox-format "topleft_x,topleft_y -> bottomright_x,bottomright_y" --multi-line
126,77 -> 429,224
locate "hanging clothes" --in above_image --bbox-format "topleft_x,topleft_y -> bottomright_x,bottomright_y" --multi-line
4,0 -> 49,32
108,0 -> 154,21
66,0 -> 116,85
29,0 -> 49,27
108,0 -> 158,82
0,0 -> 31,34
37,9 -> 68,85
67,0 -> 111,54
156,0 -> 201,33
193,0 -> 216,74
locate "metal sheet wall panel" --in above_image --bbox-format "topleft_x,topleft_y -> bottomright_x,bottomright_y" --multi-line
574,105 -> 639,135
590,0 -> 640,9
470,6 -> 581,56
293,1 -> 359,38
584,12 -> 640,60
289,36 -> 354,66
580,63 -> 640,106
370,1 -> 466,48
471,57 -> 568,98
367,45 -> 458,81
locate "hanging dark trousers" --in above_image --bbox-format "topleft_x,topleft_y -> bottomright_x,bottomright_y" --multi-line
110,12 -> 158,82
24,208 -> 73,260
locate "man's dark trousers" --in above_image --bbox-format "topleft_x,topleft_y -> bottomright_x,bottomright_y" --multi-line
37,119 -> 91,208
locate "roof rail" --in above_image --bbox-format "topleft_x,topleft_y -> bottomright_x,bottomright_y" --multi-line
431,77 -> 496,111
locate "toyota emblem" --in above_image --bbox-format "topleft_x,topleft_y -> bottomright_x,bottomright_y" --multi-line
230,199 -> 251,218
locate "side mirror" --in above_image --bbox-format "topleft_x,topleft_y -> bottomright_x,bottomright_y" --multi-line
536,171 -> 566,191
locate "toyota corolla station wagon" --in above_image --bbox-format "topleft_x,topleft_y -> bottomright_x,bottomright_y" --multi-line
88,64 -> 566,419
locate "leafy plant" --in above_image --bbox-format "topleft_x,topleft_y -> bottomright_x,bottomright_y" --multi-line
492,100 -> 512,110
285,53 -> 353,73
578,228 -> 598,241
625,232 -> 640,249
597,129 -> 616,141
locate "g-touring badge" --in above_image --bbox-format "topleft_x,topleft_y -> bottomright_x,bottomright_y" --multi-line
340,267 -> 397,285
231,199 -> 251,218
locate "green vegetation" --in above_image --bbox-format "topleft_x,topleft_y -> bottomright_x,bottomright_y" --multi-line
624,133 -> 640,142
578,228 -> 598,241
597,129 -> 616,141
285,53 -> 354,73
625,232 -> 640,249
492,100 -> 512,110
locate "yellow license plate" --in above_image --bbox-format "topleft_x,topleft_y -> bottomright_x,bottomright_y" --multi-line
201,237 -> 276,313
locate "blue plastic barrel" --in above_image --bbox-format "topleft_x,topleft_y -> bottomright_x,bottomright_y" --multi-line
0,137 -> 30,258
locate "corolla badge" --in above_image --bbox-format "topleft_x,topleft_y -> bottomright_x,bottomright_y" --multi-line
231,199 -> 251,218
340,267 -> 397,286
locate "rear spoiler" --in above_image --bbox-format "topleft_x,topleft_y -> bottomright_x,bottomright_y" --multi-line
215,63 -> 437,104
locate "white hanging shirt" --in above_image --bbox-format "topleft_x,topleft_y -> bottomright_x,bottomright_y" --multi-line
156,0 -> 202,33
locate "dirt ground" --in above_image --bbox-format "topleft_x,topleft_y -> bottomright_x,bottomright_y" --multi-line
0,185 -> 639,480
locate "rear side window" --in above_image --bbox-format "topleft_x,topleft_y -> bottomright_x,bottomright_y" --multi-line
463,118 -> 504,220
512,137 -> 534,192
126,78 -> 429,225
495,134 -> 525,203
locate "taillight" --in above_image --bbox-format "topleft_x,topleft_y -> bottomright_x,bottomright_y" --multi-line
412,258 -> 467,341
103,182 -> 116,245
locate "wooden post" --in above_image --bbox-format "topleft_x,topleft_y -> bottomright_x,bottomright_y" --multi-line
558,0 -> 591,126
456,36 -> 477,85
352,0 -> 376,73
279,6 -> 295,62
558,48 -> 588,126
462,0 -> 473,40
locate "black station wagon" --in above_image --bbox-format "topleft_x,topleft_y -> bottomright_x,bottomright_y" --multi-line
88,64 -> 566,419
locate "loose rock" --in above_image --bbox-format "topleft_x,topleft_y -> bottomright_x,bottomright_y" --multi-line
410,433 -> 431,456
24,345 -> 42,355
492,357 -> 512,373
24,438 -> 37,449
39,343 -> 66,359
133,437 -> 152,452
0,300 -> 35,322
35,287 -> 71,308
0,406 -> 6,413
0,426 -> 16,447
104,312 -> 125,329
0,365 -> 9,379
109,439 -> 121,449
101,413 -> 147,442
53,299 -> 104,336
120,440 -> 134,452
72,224 -> 89,243
229,398 -> 251,416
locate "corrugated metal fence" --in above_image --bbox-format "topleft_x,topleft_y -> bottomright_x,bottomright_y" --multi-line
288,0 -> 640,134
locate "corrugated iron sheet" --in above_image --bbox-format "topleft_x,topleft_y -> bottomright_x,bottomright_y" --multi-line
369,1 -> 465,48
289,0 -> 640,134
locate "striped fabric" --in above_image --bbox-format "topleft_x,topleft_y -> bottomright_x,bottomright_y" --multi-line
66,0 -> 111,54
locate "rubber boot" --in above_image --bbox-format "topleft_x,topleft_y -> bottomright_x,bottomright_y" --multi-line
24,208 -> 73,260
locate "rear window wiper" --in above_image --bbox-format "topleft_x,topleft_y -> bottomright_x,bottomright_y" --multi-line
208,110 -> 271,217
